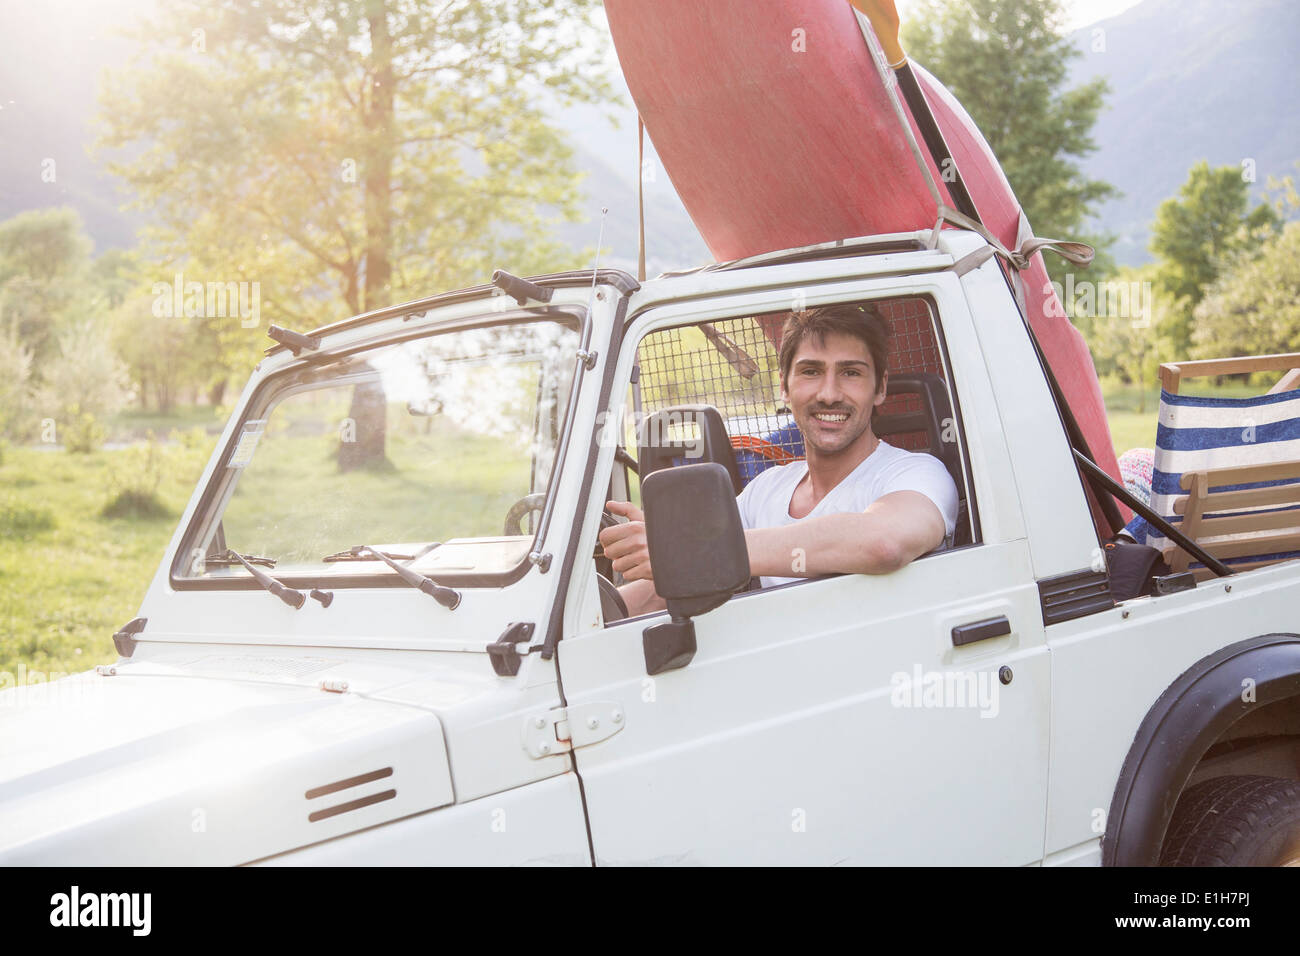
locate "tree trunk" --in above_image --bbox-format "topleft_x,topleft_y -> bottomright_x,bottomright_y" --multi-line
338,365 -> 388,471
208,379 -> 227,406
343,266 -> 361,316
361,0 -> 394,312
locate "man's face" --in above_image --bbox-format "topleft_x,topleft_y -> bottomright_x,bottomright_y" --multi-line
782,330 -> 887,457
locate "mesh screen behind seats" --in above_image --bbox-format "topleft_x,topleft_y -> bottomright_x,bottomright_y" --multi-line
634,297 -> 948,486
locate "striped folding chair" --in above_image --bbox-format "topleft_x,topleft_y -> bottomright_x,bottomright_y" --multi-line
1141,353 -> 1300,579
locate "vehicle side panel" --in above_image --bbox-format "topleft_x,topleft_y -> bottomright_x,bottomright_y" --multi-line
1046,562 -> 1300,856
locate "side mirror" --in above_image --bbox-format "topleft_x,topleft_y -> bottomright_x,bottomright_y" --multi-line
640,463 -> 750,674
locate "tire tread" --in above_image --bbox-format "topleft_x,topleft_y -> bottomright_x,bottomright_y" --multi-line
1161,774 -> 1300,866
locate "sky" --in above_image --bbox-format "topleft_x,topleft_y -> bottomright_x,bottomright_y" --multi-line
896,0 -> 1145,30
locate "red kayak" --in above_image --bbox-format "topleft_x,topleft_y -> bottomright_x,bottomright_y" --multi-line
605,0 -> 1123,528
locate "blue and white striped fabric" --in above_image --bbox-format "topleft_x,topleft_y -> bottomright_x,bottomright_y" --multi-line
1132,388 -> 1300,567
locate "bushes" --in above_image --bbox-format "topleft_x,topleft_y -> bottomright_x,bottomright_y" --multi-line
61,406 -> 108,454
98,428 -> 213,520
0,495 -> 56,538
36,323 -> 129,453
101,489 -> 171,521
0,327 -> 34,441
101,432 -> 170,520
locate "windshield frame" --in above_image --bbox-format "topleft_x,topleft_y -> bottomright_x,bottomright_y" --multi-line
169,304 -> 589,593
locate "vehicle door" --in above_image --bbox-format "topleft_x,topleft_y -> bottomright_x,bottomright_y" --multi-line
557,273 -> 1052,865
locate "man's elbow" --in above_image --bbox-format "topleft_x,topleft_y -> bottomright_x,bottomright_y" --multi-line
863,537 -> 908,574
861,525 -> 944,574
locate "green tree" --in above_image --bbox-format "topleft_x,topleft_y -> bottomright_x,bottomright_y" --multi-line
35,323 -> 131,452
111,293 -> 201,413
97,0 -> 611,367
901,0 -> 1117,283
0,208 -> 95,365
1150,160 -> 1281,359
99,251 -> 236,412
0,326 -> 35,441
0,221 -> 200,415
89,248 -> 139,312
1072,263 -> 1168,413
0,207 -> 92,286
1191,219 -> 1300,364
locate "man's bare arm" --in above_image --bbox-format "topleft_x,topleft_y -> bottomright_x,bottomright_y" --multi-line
743,490 -> 946,578
617,577 -> 666,617
600,491 -> 946,612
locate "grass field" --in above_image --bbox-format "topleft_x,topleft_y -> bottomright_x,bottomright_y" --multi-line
1102,382 -> 1161,457
0,379 -> 1270,680
107,404 -> 227,443
216,416 -> 533,566
0,436 -> 214,679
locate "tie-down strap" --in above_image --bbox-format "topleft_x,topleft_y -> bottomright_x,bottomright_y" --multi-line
937,204 -> 1094,318
934,204 -> 1094,271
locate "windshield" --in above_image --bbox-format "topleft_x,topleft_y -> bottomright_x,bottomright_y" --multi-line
177,315 -> 580,585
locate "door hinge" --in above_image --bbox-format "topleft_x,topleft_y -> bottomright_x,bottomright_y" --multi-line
522,702 -> 625,759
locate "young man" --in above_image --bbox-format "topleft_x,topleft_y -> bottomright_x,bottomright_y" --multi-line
602,302 -> 959,617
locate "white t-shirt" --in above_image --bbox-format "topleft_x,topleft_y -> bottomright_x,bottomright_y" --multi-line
735,440 -> 959,587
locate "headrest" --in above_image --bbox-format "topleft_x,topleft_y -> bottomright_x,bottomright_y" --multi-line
875,373 -> 961,492
637,404 -> 743,495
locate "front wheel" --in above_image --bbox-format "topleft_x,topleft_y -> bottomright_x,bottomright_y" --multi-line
1161,774 -> 1300,866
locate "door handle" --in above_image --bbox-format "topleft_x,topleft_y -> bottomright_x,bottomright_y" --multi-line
951,615 -> 1011,647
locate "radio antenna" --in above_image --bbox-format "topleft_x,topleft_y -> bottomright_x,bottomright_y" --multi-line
637,116 -> 647,281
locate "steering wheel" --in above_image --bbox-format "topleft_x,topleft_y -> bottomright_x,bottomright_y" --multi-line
597,572 -> 629,622
504,496 -> 622,580
503,495 -> 629,622
504,493 -> 547,536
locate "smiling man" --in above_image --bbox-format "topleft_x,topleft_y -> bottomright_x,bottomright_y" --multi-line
603,303 -> 959,615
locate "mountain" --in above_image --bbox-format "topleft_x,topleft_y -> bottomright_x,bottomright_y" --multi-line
0,0 -> 149,252
1067,0 -> 1300,264
548,96 -> 712,277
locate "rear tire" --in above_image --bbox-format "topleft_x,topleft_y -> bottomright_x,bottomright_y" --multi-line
1161,774 -> 1300,866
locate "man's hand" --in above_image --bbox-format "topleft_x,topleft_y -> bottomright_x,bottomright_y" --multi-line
599,500 -> 654,582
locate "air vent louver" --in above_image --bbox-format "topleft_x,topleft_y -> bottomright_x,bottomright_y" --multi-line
306,767 -> 396,822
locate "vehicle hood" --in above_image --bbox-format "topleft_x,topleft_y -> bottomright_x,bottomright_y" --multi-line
0,661 -> 454,865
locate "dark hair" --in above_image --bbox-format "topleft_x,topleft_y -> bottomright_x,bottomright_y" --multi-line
778,302 -> 889,393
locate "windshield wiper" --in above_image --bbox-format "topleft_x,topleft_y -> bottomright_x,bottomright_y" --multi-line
216,549 -> 329,609
205,550 -> 278,568
323,545 -> 417,562
343,545 -> 461,610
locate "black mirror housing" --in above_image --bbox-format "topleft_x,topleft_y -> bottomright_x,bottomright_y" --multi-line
640,463 -> 750,674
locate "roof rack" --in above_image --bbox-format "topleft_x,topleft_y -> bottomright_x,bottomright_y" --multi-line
264,268 -> 640,356
656,232 -> 932,279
